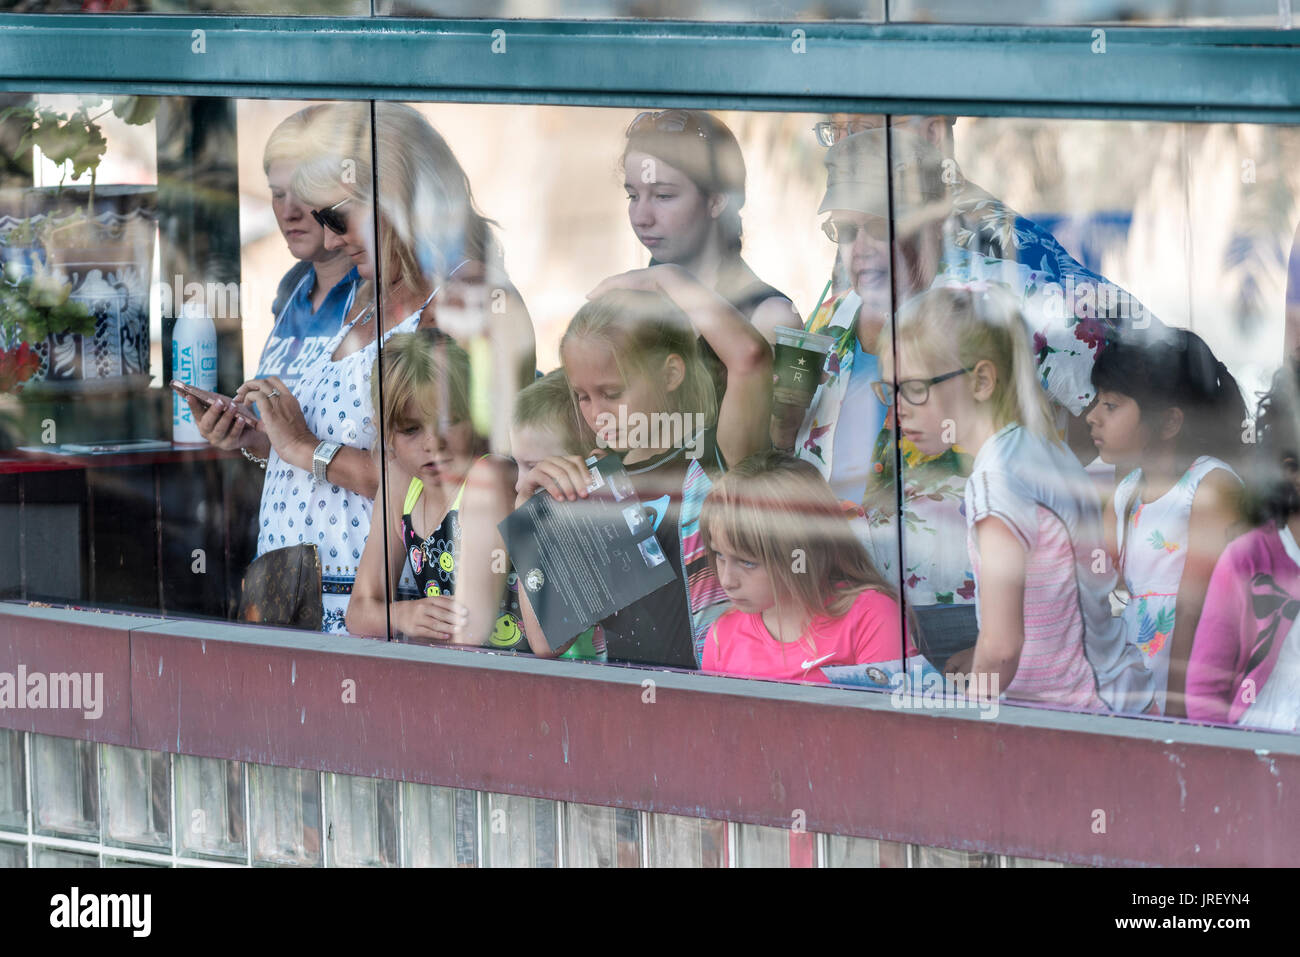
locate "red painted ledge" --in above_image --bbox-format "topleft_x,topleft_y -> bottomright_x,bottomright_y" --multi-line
2,601 -> 1297,867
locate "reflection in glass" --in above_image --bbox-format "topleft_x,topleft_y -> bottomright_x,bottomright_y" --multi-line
862,113 -> 1300,729
100,745 -> 170,851
175,754 -> 246,861
31,734 -> 98,840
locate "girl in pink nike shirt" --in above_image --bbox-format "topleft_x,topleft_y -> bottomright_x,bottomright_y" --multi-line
700,450 -> 912,683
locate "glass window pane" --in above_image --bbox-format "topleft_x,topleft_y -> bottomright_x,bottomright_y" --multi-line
564,803 -> 641,868
31,734 -> 98,840
0,841 -> 27,867
0,93 -> 387,635
355,101 -> 910,694
33,846 -> 98,867
889,0 -> 1286,26
401,782 -> 478,868
174,754 -> 246,861
646,813 -> 727,868
100,744 -> 170,851
881,112 -> 1298,735
376,0 -> 885,20
1007,855 -> 1070,867
101,854 -> 169,867
735,823 -> 815,867
249,764 -> 322,867
825,834 -> 908,867
482,793 -> 558,868
912,845 -> 998,868
0,730 -> 26,832
323,772 -> 397,867
0,1 -> 370,14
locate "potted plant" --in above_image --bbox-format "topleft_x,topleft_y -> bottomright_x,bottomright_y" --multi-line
0,95 -> 158,394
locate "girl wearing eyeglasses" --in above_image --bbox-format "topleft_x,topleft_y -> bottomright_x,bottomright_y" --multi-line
622,109 -> 800,400
883,284 -> 1155,714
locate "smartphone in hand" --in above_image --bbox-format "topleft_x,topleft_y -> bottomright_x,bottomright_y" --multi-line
169,380 -> 263,428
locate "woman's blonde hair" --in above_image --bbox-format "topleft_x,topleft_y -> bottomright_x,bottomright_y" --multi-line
371,329 -> 474,451
700,451 -> 899,652
262,105 -> 324,173
513,369 -> 592,455
560,289 -> 718,426
291,102 -> 501,305
887,284 -> 1056,441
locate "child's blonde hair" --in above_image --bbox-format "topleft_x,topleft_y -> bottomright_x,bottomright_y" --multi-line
701,451 -> 898,651
371,329 -> 474,451
560,289 -> 718,427
513,370 -> 592,455
888,284 -> 1056,441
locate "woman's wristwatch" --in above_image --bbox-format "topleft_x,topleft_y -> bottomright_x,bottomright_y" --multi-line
312,441 -> 342,485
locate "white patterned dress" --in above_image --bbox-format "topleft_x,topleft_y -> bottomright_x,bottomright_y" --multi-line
1112,455 -> 1240,714
256,307 -> 422,634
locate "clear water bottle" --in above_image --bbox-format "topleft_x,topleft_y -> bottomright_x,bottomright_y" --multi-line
172,299 -> 217,444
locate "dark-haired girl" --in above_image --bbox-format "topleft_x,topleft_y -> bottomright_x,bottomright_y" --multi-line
1086,329 -> 1246,716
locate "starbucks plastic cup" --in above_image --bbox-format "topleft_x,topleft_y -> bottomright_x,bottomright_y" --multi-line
772,327 -> 836,406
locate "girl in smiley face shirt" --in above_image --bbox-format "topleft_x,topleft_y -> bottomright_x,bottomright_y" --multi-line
699,450 -> 913,683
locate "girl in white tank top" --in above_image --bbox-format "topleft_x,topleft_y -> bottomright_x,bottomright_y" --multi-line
1112,456 -> 1240,713
1088,328 -> 1248,716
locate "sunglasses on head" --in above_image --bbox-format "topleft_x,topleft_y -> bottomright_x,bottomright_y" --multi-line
627,109 -> 711,140
311,198 -> 350,236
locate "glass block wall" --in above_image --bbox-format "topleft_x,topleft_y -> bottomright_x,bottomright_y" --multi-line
0,730 -> 1068,867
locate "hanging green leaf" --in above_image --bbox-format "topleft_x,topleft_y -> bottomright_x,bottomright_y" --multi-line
69,123 -> 108,180
112,96 -> 159,126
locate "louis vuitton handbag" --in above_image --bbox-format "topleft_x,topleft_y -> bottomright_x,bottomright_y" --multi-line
238,543 -> 323,630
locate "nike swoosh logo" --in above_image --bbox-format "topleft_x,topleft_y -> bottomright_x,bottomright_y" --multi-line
801,652 -> 836,671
